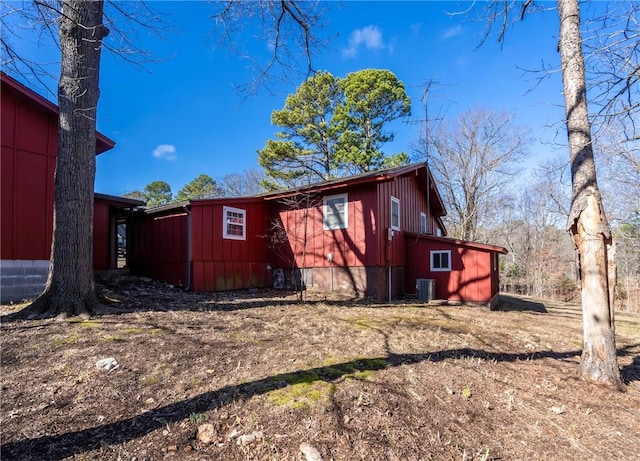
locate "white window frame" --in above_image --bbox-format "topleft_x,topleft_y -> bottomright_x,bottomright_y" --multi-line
323,193 -> 348,230
436,227 -> 442,237
390,196 -> 400,231
430,250 -> 451,272
223,206 -> 246,240
420,212 -> 427,234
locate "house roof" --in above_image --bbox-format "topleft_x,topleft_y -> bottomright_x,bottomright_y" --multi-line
94,192 -> 146,208
261,162 -> 447,216
139,196 -> 266,216
1,71 -> 115,154
405,232 -> 508,255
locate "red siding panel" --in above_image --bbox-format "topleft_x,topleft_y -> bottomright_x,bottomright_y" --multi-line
1,146 -> 15,260
1,76 -> 115,269
93,201 -> 110,270
184,200 -> 270,292
15,150 -> 50,260
405,236 -> 499,303
130,212 -> 188,287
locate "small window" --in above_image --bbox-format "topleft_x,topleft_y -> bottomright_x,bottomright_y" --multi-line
430,250 -> 451,272
323,193 -> 348,230
223,206 -> 246,240
420,212 -> 427,234
436,227 -> 442,237
391,196 -> 400,231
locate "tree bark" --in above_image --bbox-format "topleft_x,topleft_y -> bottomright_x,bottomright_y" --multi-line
557,0 -> 624,390
23,1 -> 109,319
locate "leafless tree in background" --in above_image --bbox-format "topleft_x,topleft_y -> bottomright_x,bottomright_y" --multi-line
424,106 -> 529,242
219,168 -> 267,197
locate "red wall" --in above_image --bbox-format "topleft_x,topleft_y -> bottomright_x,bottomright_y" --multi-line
130,211 -> 189,286
130,199 -> 272,291
1,74 -> 116,271
1,86 -> 57,261
405,237 -> 498,303
93,201 -> 110,271
190,199 -> 270,291
270,184 -> 381,269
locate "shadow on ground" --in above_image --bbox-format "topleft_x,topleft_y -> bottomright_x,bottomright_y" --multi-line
6,345 -> 638,461
493,294 -> 548,313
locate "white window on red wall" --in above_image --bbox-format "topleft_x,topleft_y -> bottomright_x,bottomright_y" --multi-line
420,212 -> 427,234
323,193 -> 348,230
223,206 -> 246,240
391,196 -> 400,231
430,250 -> 451,271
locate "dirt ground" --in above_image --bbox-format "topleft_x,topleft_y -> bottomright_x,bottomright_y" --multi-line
1,272 -> 639,461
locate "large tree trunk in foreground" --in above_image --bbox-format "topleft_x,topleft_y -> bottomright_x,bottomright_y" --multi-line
24,1 -> 109,318
557,0 -> 624,390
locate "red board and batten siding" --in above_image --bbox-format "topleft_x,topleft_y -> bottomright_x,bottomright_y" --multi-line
130,210 -> 189,287
1,82 -> 57,262
271,184 -> 380,269
130,198 -> 271,291
1,72 -> 116,265
190,199 -> 270,291
405,235 -> 505,303
93,201 -> 111,271
376,173 -> 440,267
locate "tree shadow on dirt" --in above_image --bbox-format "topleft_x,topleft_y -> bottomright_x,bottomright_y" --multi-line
620,346 -> 640,384
493,294 -> 548,313
3,344 -> 637,461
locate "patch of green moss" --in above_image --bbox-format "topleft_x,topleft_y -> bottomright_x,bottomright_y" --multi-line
98,335 -> 123,343
67,319 -> 100,328
141,375 -> 160,386
265,381 -> 331,409
122,328 -> 144,334
52,334 -> 82,346
353,370 -> 374,380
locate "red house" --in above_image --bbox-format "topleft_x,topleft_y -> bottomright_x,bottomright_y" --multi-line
1,72 -> 143,301
130,163 -> 507,306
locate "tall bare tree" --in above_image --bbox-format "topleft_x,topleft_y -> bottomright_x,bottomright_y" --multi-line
558,0 -> 623,389
472,0 -> 633,388
23,0 -> 109,318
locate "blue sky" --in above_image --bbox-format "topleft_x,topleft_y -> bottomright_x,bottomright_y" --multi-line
5,1 -> 568,196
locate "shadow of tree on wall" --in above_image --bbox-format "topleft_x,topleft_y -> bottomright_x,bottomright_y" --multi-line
3,344 -> 638,461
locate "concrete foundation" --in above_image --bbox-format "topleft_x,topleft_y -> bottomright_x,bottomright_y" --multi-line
275,265 -> 405,301
1,260 -> 49,302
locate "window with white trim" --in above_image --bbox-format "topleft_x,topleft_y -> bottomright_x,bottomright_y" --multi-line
223,206 -> 246,240
430,250 -> 451,272
323,193 -> 348,230
391,196 -> 400,231
420,212 -> 427,234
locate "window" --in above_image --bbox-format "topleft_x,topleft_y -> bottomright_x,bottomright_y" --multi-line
391,196 -> 400,231
430,250 -> 451,272
223,206 -> 246,240
420,212 -> 427,234
436,227 -> 442,237
323,193 -> 348,230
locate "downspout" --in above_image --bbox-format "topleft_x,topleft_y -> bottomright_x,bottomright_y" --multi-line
184,204 -> 192,290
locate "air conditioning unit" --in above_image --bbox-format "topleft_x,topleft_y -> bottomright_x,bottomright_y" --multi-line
416,278 -> 435,301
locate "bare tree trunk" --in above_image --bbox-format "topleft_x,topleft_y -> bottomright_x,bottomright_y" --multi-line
24,1 -> 109,319
557,0 -> 623,390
